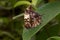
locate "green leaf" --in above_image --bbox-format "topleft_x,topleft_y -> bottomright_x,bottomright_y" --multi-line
23,2 -> 60,40
0,31 -> 14,39
36,23 -> 60,40
14,1 -> 31,8
32,0 -> 42,6
47,36 -> 60,40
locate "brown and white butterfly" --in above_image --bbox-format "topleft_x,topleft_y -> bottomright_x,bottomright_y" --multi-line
24,5 -> 41,29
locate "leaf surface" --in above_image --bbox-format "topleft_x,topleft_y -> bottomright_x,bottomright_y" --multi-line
23,2 -> 60,40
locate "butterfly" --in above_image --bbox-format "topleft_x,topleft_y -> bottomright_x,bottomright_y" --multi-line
24,5 -> 42,29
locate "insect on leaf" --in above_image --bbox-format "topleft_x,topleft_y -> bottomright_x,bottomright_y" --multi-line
23,2 -> 60,40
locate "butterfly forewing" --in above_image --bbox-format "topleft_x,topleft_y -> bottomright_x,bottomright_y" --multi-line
24,5 -> 41,29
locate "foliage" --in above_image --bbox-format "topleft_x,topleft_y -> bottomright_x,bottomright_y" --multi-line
0,0 -> 60,40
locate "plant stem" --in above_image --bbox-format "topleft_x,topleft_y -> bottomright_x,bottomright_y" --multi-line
12,13 -> 24,20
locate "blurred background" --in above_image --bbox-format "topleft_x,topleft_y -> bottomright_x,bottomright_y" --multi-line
0,0 -> 60,40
